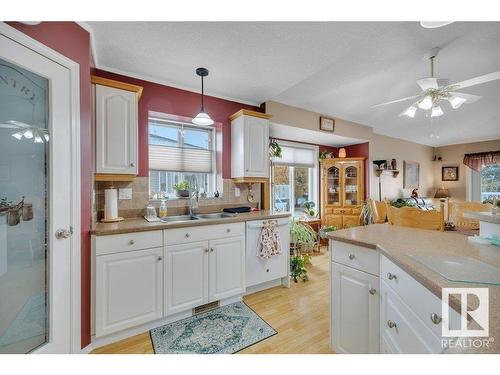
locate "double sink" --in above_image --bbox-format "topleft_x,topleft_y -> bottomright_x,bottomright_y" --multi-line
158,212 -> 236,223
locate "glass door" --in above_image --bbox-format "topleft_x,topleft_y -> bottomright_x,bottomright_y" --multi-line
327,166 -> 340,206
343,164 -> 360,206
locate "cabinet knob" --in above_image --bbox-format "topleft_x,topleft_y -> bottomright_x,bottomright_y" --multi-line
369,288 -> 377,295
210,248 -> 214,252
130,162 -> 135,167
266,268 -> 270,272
185,233 -> 190,238
157,256 -> 162,261
204,248 -> 209,253
128,239 -> 135,245
430,313 -> 442,325
348,253 -> 355,260
226,228 -> 231,233
387,272 -> 397,280
387,320 -> 397,329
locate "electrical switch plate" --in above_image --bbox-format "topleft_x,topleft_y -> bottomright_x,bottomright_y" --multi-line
119,188 -> 132,200
234,187 -> 240,197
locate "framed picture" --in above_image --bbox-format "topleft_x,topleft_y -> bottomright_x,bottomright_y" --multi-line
442,166 -> 459,181
403,160 -> 420,189
320,116 -> 335,132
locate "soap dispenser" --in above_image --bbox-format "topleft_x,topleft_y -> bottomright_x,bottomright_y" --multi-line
159,199 -> 168,219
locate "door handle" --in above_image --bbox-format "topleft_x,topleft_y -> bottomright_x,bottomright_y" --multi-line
55,227 -> 73,239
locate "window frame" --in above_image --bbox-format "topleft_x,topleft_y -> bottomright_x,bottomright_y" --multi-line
468,163 -> 500,202
148,113 -> 217,200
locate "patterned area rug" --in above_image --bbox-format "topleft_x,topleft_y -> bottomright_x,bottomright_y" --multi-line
150,301 -> 276,354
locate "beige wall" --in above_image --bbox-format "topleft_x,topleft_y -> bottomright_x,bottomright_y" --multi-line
432,139 -> 500,201
265,100 -> 373,140
369,133 -> 435,200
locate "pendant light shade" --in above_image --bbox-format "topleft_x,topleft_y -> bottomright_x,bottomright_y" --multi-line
192,67 -> 214,126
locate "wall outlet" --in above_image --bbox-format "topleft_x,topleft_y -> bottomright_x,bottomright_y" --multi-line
119,188 -> 132,200
234,187 -> 240,197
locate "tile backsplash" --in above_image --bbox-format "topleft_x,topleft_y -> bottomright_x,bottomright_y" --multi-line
93,177 -> 261,223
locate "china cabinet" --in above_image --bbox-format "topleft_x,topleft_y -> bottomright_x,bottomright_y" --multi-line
320,157 -> 365,229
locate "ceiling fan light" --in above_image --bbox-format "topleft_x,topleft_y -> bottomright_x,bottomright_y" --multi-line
402,106 -> 417,118
34,130 -> 44,143
23,129 -> 33,139
12,131 -> 24,140
43,133 -> 49,142
449,96 -> 466,109
192,111 -> 214,126
431,106 -> 444,117
418,96 -> 433,110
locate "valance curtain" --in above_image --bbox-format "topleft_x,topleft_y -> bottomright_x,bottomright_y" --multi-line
463,150 -> 500,171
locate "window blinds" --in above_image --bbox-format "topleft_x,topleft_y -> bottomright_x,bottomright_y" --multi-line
274,144 -> 316,168
149,144 -> 213,173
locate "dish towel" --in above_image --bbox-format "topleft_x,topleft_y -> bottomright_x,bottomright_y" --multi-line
258,220 -> 282,259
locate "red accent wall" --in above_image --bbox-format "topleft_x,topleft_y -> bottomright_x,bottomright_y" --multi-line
94,69 -> 261,179
7,22 -> 93,348
345,142 -> 370,199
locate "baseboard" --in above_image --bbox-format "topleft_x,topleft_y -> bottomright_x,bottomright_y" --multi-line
244,277 -> 288,295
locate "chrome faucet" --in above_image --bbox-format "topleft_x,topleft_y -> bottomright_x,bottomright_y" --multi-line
188,175 -> 200,216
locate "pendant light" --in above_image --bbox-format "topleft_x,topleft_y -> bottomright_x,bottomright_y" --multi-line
192,67 -> 214,126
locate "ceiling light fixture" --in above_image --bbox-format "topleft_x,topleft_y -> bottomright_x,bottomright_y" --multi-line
23,129 -> 34,139
448,96 -> 466,109
418,95 -> 433,110
431,106 -> 444,117
12,131 -> 24,140
401,106 -> 417,118
192,67 -> 214,126
420,21 -> 453,29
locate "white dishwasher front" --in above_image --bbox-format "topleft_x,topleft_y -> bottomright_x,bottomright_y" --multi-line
245,217 -> 290,288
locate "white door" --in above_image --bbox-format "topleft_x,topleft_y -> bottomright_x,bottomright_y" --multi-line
243,116 -> 269,177
331,263 -> 379,354
164,241 -> 208,315
95,84 -> 138,174
95,248 -> 163,337
0,30 -> 75,353
208,236 -> 245,301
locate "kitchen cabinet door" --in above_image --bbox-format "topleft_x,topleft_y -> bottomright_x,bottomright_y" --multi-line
95,247 -> 163,337
325,214 -> 343,230
95,84 -> 138,174
208,236 -> 245,301
331,262 -> 380,353
243,115 -> 269,177
164,241 -> 209,316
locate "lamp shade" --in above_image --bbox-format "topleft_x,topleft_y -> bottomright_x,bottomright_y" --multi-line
338,148 -> 346,158
192,111 -> 214,126
434,187 -> 450,199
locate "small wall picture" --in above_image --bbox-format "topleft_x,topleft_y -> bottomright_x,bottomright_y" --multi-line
442,166 -> 459,181
320,116 -> 335,132
403,160 -> 420,189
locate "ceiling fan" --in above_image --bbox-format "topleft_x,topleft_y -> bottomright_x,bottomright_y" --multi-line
372,47 -> 500,118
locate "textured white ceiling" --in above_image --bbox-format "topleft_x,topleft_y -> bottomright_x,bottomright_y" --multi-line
87,21 -> 500,146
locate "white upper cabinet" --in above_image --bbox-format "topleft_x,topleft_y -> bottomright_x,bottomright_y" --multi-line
230,110 -> 271,179
93,76 -> 142,175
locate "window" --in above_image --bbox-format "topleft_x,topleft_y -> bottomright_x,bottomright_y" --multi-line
468,164 -> 500,202
148,115 -> 216,199
272,142 -> 318,217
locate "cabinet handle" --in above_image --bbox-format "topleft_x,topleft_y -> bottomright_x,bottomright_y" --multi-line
130,162 -> 135,167
226,228 -> 231,233
210,248 -> 214,252
387,320 -> 397,329
185,233 -> 190,238
348,253 -> 355,260
128,240 -> 135,245
157,256 -> 162,261
266,268 -> 270,273
430,313 -> 442,325
369,288 -> 376,295
204,248 -> 209,253
387,272 -> 397,280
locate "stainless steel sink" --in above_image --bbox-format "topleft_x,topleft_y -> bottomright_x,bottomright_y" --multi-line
194,212 -> 236,220
159,215 -> 199,222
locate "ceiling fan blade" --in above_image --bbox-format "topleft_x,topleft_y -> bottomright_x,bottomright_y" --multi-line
449,92 -> 482,103
437,78 -> 449,87
371,95 -> 420,108
448,70 -> 500,90
417,78 -> 438,91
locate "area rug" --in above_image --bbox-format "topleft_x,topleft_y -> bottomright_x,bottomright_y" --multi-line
149,301 -> 276,354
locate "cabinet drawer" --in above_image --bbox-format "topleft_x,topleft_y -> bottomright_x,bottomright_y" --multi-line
164,222 -> 245,245
351,208 -> 361,215
331,240 -> 379,276
380,255 -> 460,339
381,280 -> 442,353
333,208 -> 351,215
95,230 -> 163,255
325,207 -> 333,214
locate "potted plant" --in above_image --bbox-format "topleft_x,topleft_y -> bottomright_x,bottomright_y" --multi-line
302,201 -> 317,218
173,180 -> 190,198
319,150 -> 333,160
319,225 -> 336,240
289,221 -> 318,282
269,139 -> 282,158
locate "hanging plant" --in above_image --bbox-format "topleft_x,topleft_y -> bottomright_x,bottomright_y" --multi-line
269,139 -> 282,158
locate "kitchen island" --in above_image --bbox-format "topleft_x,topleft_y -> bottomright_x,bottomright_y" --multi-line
327,224 -> 500,354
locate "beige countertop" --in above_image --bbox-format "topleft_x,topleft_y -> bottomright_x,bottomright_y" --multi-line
328,224 -> 500,354
464,210 -> 500,225
91,210 -> 291,236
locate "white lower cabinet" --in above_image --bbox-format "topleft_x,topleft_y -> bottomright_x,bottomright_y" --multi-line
331,262 -> 380,354
164,241 -> 208,316
95,247 -> 163,337
164,235 -> 245,316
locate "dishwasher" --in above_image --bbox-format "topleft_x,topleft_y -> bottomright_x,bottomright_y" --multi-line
245,217 -> 290,288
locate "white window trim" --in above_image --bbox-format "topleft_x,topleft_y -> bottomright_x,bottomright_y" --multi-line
271,140 -> 319,216
148,112 -> 217,200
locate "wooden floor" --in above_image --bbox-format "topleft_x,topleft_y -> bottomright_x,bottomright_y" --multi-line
91,249 -> 333,354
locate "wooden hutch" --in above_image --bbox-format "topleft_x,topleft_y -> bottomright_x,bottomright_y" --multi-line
320,157 -> 365,229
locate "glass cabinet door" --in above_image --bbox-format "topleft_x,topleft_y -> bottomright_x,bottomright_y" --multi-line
327,166 -> 340,206
343,165 -> 359,206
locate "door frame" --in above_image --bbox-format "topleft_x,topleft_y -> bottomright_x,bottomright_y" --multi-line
0,22 -> 82,353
